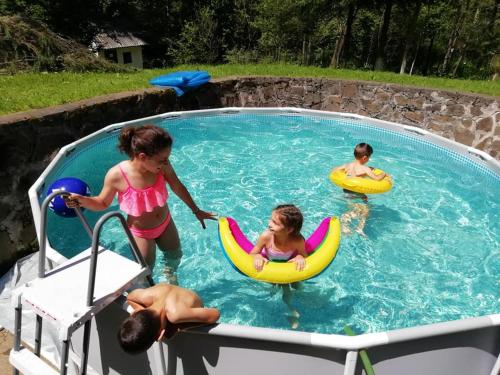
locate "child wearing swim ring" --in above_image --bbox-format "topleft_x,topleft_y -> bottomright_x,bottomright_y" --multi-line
331,143 -> 389,236
249,204 -> 308,271
65,124 -> 216,281
249,204 -> 308,329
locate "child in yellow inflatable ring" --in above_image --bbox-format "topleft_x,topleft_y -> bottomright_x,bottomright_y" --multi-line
331,143 -> 391,236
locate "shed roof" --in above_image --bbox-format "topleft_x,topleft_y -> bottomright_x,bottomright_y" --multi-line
92,32 -> 146,50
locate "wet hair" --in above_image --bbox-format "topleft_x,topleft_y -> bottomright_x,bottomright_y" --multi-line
118,309 -> 160,354
354,143 -> 373,159
273,204 -> 303,237
118,124 -> 173,158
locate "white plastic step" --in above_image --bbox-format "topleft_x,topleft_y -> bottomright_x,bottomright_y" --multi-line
10,348 -> 58,375
19,247 -> 149,339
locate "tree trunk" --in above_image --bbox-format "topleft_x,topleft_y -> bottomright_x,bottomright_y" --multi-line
452,50 -> 464,76
440,0 -> 470,75
330,1 -> 357,68
307,37 -> 311,65
365,25 -> 378,68
400,1 -> 422,74
422,33 -> 435,76
374,0 -> 394,71
409,34 -> 422,76
302,38 -> 306,65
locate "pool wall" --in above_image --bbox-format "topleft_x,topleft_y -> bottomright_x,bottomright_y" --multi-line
70,298 -> 499,375
23,107 -> 500,375
0,77 -> 498,282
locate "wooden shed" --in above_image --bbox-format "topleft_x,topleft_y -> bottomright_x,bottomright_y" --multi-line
91,32 -> 147,69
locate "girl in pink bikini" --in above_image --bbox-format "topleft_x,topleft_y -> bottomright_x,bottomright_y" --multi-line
66,124 -> 216,277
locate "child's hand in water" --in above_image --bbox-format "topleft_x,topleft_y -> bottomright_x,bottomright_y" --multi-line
289,255 -> 306,271
252,254 -> 268,271
193,209 -> 217,229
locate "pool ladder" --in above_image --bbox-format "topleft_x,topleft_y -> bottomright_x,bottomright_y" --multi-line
9,191 -> 153,375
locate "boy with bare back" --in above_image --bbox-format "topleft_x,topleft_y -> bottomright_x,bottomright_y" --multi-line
118,283 -> 220,354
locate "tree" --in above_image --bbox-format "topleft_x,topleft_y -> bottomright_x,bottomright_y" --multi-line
330,0 -> 358,68
374,0 -> 393,71
399,1 -> 421,74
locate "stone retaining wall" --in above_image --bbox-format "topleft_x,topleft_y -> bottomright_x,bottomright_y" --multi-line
0,77 -> 498,272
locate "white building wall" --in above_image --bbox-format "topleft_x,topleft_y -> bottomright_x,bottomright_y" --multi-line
116,46 -> 144,69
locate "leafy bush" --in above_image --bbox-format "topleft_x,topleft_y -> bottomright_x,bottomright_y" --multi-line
0,15 -> 131,73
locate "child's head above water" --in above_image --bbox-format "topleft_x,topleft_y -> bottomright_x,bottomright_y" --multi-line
271,204 -> 303,237
119,124 -> 173,158
354,143 -> 373,163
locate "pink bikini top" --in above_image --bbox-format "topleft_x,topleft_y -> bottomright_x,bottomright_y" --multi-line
265,246 -> 296,261
117,162 -> 169,217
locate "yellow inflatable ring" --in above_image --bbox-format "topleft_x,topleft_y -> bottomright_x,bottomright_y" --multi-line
329,169 -> 392,194
218,217 -> 341,284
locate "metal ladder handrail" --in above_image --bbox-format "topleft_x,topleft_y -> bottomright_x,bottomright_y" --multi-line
86,211 -> 154,306
80,211 -> 154,375
39,190 -> 94,278
14,191 -> 153,375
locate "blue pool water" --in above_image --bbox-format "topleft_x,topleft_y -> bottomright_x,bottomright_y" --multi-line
45,113 -> 500,335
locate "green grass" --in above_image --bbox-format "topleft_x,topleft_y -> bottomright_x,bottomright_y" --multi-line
1,64 -> 499,115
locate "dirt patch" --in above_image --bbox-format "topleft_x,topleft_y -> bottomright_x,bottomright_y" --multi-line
0,328 -> 13,373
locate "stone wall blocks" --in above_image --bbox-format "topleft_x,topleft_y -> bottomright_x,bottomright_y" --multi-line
402,111 -> 424,124
469,105 -> 483,116
424,103 -> 443,112
375,92 -> 391,101
290,86 -> 305,96
430,91 -> 447,102
427,122 -> 452,132
340,83 -> 358,97
475,137 -> 492,151
431,114 -> 454,124
476,117 -> 493,133
488,138 -> 500,158
394,94 -> 410,106
453,125 -> 475,146
461,118 -> 473,128
445,104 -> 465,116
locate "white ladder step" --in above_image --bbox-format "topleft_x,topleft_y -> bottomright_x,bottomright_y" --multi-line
10,348 -> 59,375
20,247 -> 149,338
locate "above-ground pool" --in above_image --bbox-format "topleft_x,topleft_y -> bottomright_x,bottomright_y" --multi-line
37,109 -> 499,337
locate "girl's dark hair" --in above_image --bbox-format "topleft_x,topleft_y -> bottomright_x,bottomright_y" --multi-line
354,143 -> 373,159
118,124 -> 173,158
273,204 -> 303,237
117,309 -> 160,354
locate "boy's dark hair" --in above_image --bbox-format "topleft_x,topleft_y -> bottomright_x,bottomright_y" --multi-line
118,309 -> 160,354
354,143 -> 373,159
119,124 -> 173,158
273,204 -> 303,237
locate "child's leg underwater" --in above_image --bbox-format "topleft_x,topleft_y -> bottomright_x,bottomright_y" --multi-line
156,219 -> 182,285
133,236 -> 157,268
281,284 -> 300,329
353,203 -> 370,236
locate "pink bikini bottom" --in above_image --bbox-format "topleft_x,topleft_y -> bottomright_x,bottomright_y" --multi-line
129,213 -> 171,240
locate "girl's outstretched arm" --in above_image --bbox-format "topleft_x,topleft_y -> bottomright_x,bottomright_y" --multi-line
163,162 -> 216,228
65,167 -> 119,211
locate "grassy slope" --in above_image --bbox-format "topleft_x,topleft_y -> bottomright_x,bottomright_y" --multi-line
1,64 -> 499,115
